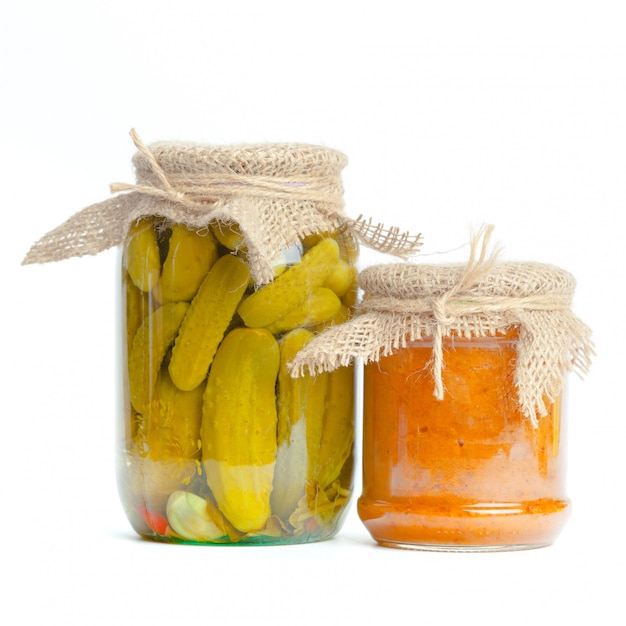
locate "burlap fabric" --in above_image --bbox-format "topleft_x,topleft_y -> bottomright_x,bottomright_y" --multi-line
22,129 -> 422,285
291,226 -> 593,424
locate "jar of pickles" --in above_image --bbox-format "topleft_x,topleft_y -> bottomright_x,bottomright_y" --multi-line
112,137 -> 367,544
22,130 -> 419,545
22,129 -> 421,544
292,226 -> 593,551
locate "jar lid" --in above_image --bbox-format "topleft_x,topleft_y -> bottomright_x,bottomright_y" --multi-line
291,225 -> 593,425
359,260 -> 576,302
134,141 -> 349,180
22,129 -> 422,283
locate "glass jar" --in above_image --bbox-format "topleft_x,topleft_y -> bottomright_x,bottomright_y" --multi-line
358,328 -> 569,551
116,217 -> 358,544
23,131 -> 425,546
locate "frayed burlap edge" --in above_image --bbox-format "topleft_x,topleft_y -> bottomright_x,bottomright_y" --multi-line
22,129 -> 422,285
290,225 -> 594,425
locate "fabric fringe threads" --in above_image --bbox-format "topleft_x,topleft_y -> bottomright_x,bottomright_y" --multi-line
291,225 -> 594,426
22,129 -> 422,285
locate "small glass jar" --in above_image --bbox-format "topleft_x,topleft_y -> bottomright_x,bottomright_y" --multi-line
318,247 -> 593,552
358,327 -> 569,551
116,218 -> 358,544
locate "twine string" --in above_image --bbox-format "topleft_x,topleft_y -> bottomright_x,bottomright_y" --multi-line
360,292 -> 574,316
428,225 -> 499,398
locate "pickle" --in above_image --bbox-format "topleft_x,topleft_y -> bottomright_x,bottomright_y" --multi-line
128,301 -> 190,414
159,225 -> 219,302
168,254 -> 250,391
124,276 -> 153,355
323,259 -> 357,298
272,329 -> 328,519
144,365 -> 204,461
265,287 -> 341,335
237,238 -> 340,328
124,218 -> 162,292
315,364 -> 355,488
211,221 -> 245,251
201,328 -> 280,532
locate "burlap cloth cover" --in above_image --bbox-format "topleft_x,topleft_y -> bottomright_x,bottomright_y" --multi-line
22,129 -> 421,284
291,226 -> 593,425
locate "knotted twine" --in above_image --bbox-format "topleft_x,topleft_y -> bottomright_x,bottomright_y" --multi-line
290,225 -> 594,425
22,129 -> 422,285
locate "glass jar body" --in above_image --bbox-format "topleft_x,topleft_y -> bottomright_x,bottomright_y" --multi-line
357,330 -> 570,551
116,218 -> 357,544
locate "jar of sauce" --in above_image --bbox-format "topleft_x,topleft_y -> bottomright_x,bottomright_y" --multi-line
351,249 -> 593,551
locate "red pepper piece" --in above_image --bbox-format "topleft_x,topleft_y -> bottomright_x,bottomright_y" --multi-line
136,505 -> 169,536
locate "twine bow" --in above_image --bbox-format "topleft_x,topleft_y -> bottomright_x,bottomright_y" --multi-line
371,224 -> 504,400
111,129 -> 218,209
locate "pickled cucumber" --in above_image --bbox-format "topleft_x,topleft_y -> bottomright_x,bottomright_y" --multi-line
237,238 -> 340,328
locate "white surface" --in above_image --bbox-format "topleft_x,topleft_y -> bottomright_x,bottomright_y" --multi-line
2,1 -> 624,624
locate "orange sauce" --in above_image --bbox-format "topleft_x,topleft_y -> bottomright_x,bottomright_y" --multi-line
357,329 -> 569,550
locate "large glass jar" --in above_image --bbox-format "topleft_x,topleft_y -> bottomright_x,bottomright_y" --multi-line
358,328 -> 570,551
117,217 -> 358,544
23,131 -> 423,546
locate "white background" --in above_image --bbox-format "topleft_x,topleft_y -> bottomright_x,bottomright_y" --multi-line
2,1 -> 624,624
